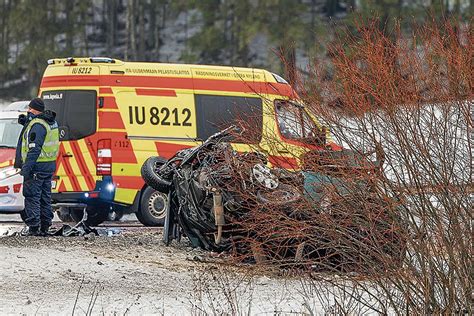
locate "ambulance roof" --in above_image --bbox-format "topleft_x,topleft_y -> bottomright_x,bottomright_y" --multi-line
45,57 -> 289,84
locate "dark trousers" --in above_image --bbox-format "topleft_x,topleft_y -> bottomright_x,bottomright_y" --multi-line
23,173 -> 54,228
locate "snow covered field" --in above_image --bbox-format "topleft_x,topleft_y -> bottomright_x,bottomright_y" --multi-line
0,229 -> 337,315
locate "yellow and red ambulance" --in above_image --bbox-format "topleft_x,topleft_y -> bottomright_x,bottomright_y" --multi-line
40,57 -> 338,226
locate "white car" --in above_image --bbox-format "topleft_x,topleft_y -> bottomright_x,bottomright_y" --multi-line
0,101 -> 29,215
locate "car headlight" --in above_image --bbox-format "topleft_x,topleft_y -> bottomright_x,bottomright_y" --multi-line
0,167 -> 20,180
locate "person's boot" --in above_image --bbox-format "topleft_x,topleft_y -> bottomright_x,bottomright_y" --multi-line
39,225 -> 51,237
20,226 -> 40,236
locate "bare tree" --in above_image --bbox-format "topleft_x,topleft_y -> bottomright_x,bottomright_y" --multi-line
296,17 -> 473,314
138,0 -> 145,60
125,0 -> 136,60
105,0 -> 118,54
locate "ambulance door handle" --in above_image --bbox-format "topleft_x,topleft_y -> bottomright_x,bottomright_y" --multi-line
62,153 -> 73,158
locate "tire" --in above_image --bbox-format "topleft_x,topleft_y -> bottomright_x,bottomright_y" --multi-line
57,207 -> 73,222
141,156 -> 171,192
136,186 -> 168,226
70,207 -> 108,226
257,184 -> 301,205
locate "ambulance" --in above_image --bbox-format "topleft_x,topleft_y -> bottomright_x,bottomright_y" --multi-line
40,57 -> 338,226
0,101 -> 29,217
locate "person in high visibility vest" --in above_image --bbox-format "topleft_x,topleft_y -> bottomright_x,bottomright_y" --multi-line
14,98 -> 59,236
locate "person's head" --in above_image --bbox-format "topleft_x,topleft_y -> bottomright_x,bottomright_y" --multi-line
27,98 -> 45,115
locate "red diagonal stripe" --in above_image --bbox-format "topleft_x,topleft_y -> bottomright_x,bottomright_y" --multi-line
57,143 -> 81,191
58,181 -> 66,192
268,155 -> 299,169
70,141 -> 95,190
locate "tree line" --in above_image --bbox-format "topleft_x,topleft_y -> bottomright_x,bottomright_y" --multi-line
0,0 -> 471,98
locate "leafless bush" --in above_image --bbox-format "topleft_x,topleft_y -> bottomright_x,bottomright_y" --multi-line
199,16 -> 473,314
289,17 -> 473,314
168,16 -> 471,314
187,266 -> 255,315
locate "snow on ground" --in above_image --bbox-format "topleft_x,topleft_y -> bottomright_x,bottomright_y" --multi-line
0,229 -> 334,315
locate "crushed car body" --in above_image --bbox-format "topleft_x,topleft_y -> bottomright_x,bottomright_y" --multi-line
142,126 -> 406,271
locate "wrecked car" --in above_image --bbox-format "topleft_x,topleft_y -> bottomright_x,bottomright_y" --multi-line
142,126 -> 301,248
142,126 -> 406,270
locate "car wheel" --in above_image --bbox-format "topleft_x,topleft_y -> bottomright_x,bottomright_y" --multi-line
57,207 -> 73,222
136,186 -> 168,226
70,207 -> 108,226
256,184 -> 301,205
141,156 -> 171,192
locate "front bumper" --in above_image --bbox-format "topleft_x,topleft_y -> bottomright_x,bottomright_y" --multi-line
0,174 -> 24,212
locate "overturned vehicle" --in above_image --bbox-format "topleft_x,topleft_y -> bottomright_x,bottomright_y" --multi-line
142,127 -> 406,271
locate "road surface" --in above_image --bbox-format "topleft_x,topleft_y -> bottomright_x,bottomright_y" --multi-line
0,213 -> 321,315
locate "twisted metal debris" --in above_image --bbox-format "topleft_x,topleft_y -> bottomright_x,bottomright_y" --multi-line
142,126 -> 406,271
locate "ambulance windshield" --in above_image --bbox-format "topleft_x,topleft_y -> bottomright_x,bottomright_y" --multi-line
0,118 -> 22,148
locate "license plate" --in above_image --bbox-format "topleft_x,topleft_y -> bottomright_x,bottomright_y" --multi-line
51,181 -> 57,189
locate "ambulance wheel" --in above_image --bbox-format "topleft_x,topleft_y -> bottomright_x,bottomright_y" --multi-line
136,186 -> 168,226
111,210 -> 124,221
70,207 -> 108,226
57,207 -> 73,222
106,210 -> 123,221
141,157 -> 170,193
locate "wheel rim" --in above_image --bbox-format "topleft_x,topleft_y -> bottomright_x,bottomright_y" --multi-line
259,187 -> 300,204
148,191 -> 168,219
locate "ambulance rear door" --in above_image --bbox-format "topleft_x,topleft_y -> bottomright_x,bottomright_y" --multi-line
42,88 -> 99,193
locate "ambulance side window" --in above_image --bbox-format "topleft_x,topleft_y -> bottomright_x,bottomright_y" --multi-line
195,95 -> 263,143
